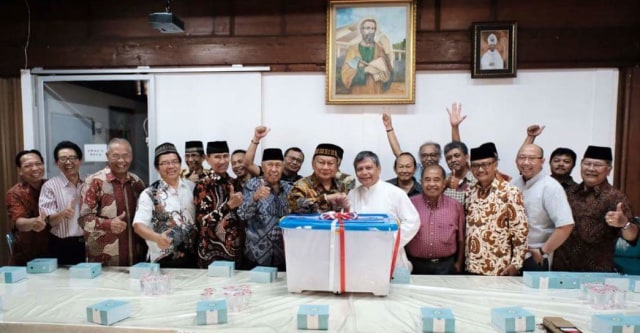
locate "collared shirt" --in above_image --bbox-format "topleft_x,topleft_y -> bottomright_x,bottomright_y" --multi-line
465,178 -> 528,276
79,166 -> 147,266
347,180 -> 420,272
443,170 -> 476,206
39,174 -> 84,238
237,177 -> 292,268
554,175 -> 577,190
280,172 -> 302,186
553,181 -> 637,272
406,194 -> 465,259
5,180 -> 50,265
288,173 -> 352,213
512,171 -> 574,248
133,178 -> 196,262
386,177 -> 422,197
193,170 -> 245,268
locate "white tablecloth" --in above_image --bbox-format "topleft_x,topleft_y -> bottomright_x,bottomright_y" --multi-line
0,267 -> 638,332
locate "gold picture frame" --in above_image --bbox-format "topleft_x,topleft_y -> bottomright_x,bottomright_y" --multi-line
326,0 -> 416,104
472,21 -> 517,78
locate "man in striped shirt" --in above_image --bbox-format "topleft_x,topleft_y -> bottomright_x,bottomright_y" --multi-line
39,141 -> 86,265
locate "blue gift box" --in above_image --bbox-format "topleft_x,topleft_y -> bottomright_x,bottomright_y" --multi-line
491,307 -> 535,333
208,261 -> 235,277
249,266 -> 278,283
129,262 -> 160,279
297,304 -> 329,330
196,299 -> 228,325
0,266 -> 27,283
86,299 -> 131,326
421,307 -> 455,333
26,258 -> 57,273
391,267 -> 411,284
578,272 -> 620,284
70,263 -> 102,279
522,271 -> 580,289
630,276 -> 640,292
592,314 -> 640,333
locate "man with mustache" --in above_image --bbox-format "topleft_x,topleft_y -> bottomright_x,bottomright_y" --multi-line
341,18 -> 393,95
386,152 -> 422,197
180,141 -> 207,182
553,146 -> 638,272
242,126 -> 305,185
231,149 -> 252,190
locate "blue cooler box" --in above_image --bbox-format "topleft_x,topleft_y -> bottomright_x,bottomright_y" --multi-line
26,258 -> 57,273
70,263 -> 102,279
491,306 -> 535,333
280,214 -> 398,296
0,266 -> 27,283
592,314 -> 640,333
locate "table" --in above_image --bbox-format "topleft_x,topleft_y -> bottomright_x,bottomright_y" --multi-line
0,267 -> 638,332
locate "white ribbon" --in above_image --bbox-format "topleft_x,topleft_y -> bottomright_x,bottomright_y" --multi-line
306,313 -> 319,330
514,316 -> 526,331
433,318 -> 445,332
206,310 -> 218,324
539,277 -> 549,289
92,308 -> 102,324
328,218 -> 337,293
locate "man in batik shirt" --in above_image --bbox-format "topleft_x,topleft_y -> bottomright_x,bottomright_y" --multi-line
553,146 -> 638,272
180,140 -> 207,182
134,143 -> 197,268
79,138 -> 147,266
5,150 -> 50,265
465,142 -> 528,276
288,143 -> 351,213
238,148 -> 292,271
193,141 -> 245,268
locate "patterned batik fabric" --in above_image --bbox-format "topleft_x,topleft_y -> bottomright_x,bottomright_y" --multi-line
287,173 -> 352,213
464,178 -> 529,275
553,181 -> 635,272
79,167 -> 147,266
237,177 -> 292,268
5,180 -> 50,265
193,170 -> 245,268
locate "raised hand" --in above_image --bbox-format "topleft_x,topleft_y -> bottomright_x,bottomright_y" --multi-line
446,102 -> 466,127
526,124 -> 545,138
254,126 -> 270,142
382,113 -> 393,131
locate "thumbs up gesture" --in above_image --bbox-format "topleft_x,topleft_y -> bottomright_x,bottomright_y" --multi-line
253,179 -> 271,201
156,229 -> 173,250
605,202 -> 627,228
447,175 -> 460,190
110,212 -> 128,234
227,184 -> 243,209
61,198 -> 77,219
33,211 -> 47,232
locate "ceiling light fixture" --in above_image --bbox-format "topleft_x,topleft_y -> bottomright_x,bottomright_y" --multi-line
149,0 -> 184,33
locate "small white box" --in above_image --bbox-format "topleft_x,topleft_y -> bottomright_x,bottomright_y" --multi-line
297,304 -> 329,330
129,262 -> 159,279
249,266 -> 278,283
491,306 -> 535,333
422,307 -> 455,333
196,300 -> 228,325
280,214 -> 398,296
26,258 -> 57,273
208,261 -> 235,277
86,299 -> 131,326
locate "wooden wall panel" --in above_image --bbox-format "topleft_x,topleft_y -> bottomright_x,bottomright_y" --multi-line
417,0 -> 437,31
616,68 -> 640,213
284,0 -> 326,35
233,0 -> 282,36
440,0 -> 493,30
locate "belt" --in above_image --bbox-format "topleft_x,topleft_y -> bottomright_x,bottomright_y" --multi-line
412,255 -> 454,264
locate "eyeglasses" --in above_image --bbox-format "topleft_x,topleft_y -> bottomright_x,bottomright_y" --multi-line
109,154 -> 131,161
581,161 -> 608,170
286,156 -> 304,164
516,155 -> 542,162
58,156 -> 78,163
421,153 -> 439,159
470,160 -> 496,170
159,160 -> 180,167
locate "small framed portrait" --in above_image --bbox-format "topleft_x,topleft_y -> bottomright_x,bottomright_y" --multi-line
326,0 -> 416,104
472,22 -> 517,78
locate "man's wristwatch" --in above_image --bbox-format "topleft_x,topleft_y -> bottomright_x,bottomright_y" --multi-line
623,221 -> 633,231
539,247 -> 549,258
45,215 -> 50,224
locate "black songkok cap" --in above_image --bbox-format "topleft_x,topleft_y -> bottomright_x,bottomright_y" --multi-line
155,142 -> 178,160
261,148 -> 284,162
185,141 -> 204,154
314,143 -> 343,160
470,142 -> 498,161
583,145 -> 612,161
206,141 -> 229,155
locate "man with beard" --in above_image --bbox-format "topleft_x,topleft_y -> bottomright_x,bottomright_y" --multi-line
341,18 -> 393,95
347,151 -> 419,275
181,141 -> 207,182
230,149 -> 252,190
39,141 -> 86,264
512,144 -> 574,272
465,143 -> 528,276
382,113 -> 442,182
193,141 -> 245,268
79,138 -> 147,266
6,150 -> 50,265
242,126 -> 305,185
524,125 -> 578,189
133,143 -> 197,268
238,148 -> 292,271
386,152 -> 421,197
553,146 -> 638,272
288,143 -> 351,213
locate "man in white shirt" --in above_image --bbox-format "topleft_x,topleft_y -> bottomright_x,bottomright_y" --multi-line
346,151 -> 419,274
133,142 -> 197,268
480,33 -> 504,70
